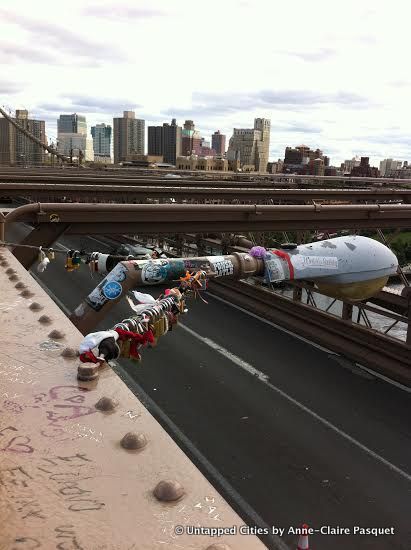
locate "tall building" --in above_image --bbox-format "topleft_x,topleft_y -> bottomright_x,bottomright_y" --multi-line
0,110 -> 46,166
57,133 -> 94,161
148,119 -> 182,165
212,130 -> 226,156
341,156 -> 360,174
113,111 -> 145,164
58,113 -> 87,135
57,113 -> 94,161
351,157 -> 379,177
91,123 -> 112,162
162,119 -> 181,165
227,118 -> 271,172
379,158 -> 402,177
181,120 -> 202,156
148,126 -> 163,156
0,116 -> 15,165
57,112 -> 93,161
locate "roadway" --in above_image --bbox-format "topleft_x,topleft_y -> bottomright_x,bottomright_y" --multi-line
5,223 -> 411,550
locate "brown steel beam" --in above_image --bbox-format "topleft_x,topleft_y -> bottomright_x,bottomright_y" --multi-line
2,171 -> 411,186
10,222 -> 70,268
5,203 -> 411,233
1,182 -> 411,203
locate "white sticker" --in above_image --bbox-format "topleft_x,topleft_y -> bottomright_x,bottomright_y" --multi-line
141,260 -> 169,284
208,257 -> 234,277
265,258 -> 285,281
292,255 -> 338,270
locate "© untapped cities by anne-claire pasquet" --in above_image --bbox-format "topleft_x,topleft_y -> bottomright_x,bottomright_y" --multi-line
183,525 -> 396,537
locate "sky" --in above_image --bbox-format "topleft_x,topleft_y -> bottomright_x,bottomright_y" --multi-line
1,0 -> 410,166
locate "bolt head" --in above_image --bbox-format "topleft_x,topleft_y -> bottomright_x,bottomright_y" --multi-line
205,545 -> 232,550
120,432 -> 147,450
5,268 -> 16,275
61,347 -> 78,358
9,274 -> 18,281
38,315 -> 52,324
29,302 -> 43,311
48,329 -> 65,339
15,282 -> 26,289
95,396 -> 118,412
153,480 -> 185,502
21,289 -> 34,298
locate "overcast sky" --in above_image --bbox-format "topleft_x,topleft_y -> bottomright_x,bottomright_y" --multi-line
1,0 -> 410,165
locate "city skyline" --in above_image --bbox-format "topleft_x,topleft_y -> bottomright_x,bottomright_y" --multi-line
1,0 -> 410,165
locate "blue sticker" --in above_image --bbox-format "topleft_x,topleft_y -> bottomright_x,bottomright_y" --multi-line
103,281 -> 122,300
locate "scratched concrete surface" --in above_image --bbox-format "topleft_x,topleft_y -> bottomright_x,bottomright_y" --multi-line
0,249 -> 267,550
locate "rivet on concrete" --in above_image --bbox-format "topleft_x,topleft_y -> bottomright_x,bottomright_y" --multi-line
153,480 -> 185,502
9,275 -> 18,282
205,544 -> 232,550
29,302 -> 43,311
77,363 -> 99,381
120,432 -> 147,450
5,268 -> 16,275
61,347 -> 78,358
15,282 -> 26,289
48,329 -> 65,340
1,261 -> 9,267
38,315 -> 52,324
95,397 -> 118,412
21,289 -> 34,298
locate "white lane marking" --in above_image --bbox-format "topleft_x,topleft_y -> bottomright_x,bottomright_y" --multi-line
55,243 -> 70,252
114,367 -> 289,550
207,291 -> 337,355
208,291 -> 411,393
181,323 -> 269,382
179,322 -> 411,483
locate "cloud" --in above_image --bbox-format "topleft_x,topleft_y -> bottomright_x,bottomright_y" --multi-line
0,80 -> 20,94
37,95 -> 142,115
163,89 -> 369,118
0,42 -> 57,65
389,80 -> 411,88
282,48 -> 337,62
83,4 -> 165,19
357,133 -> 411,146
0,10 -> 126,64
276,122 -> 322,134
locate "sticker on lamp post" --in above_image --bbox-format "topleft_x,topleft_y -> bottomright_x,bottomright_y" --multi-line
102,281 -> 122,300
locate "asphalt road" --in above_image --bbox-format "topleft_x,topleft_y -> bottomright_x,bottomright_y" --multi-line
6,223 -> 411,550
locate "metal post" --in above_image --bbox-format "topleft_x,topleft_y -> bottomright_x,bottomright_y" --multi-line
342,302 -> 353,321
292,285 -> 302,302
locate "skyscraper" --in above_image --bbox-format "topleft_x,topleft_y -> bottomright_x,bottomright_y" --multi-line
148,126 -> 163,156
212,130 -> 226,156
147,119 -> 182,165
57,112 -> 93,161
91,123 -> 112,162
58,113 -> 87,135
162,119 -> 181,165
113,111 -> 145,164
379,158 -> 402,177
0,110 -> 46,166
181,120 -> 201,156
227,118 -> 271,172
